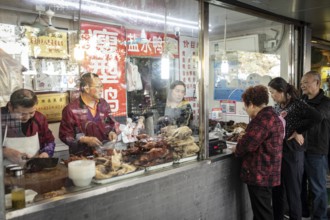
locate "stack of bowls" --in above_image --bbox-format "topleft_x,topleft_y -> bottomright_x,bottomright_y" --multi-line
68,160 -> 95,187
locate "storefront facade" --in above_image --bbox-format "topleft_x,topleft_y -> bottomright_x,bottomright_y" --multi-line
0,0 -> 310,219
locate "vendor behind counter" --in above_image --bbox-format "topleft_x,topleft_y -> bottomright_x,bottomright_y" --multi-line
1,89 -> 56,166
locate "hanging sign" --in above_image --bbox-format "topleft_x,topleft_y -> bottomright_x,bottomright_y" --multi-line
179,36 -> 199,117
126,29 -> 178,57
24,26 -> 68,59
80,22 -> 127,117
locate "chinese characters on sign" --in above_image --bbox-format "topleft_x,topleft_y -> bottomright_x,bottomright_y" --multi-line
220,100 -> 236,114
126,29 -> 163,56
24,26 -> 68,59
80,22 -> 127,116
126,29 -> 178,58
179,36 -> 199,118
36,93 -> 69,122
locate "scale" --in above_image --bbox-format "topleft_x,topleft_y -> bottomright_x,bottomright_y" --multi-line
208,129 -> 227,156
209,138 -> 227,156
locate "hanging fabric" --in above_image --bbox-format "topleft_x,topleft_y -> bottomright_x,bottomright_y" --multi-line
126,61 -> 143,92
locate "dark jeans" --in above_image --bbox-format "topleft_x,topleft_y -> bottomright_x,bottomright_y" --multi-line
304,153 -> 328,220
247,184 -> 274,220
273,150 -> 304,220
301,171 -> 311,217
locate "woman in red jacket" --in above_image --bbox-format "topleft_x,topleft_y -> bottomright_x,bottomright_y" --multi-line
234,85 -> 284,220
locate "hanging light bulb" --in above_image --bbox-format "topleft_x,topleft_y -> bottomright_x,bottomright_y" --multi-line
161,8 -> 170,80
161,53 -> 170,79
74,44 -> 84,61
221,56 -> 229,74
221,12 -> 229,74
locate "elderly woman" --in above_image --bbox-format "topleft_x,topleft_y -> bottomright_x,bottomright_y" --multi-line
234,85 -> 284,220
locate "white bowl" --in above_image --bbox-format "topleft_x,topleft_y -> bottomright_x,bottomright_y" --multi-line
68,160 -> 95,187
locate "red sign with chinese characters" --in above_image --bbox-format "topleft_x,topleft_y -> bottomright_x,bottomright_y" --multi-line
80,22 -> 127,117
126,29 -> 178,58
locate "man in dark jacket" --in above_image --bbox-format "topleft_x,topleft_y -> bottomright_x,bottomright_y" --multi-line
300,70 -> 330,220
59,73 -> 119,156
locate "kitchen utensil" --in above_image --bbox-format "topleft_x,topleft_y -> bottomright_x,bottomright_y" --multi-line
25,158 -> 59,172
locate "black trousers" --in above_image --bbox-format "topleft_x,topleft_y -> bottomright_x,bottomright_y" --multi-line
247,184 -> 274,220
272,150 -> 304,220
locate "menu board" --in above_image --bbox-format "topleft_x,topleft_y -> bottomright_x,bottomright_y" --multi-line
179,36 -> 199,118
126,29 -> 178,58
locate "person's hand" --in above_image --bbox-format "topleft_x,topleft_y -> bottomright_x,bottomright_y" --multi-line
108,132 -> 117,142
38,152 -> 50,158
288,131 -> 304,145
114,122 -> 121,134
80,136 -> 102,147
237,131 -> 245,142
3,147 -> 27,164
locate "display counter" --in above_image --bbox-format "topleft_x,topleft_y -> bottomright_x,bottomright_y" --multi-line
6,149 -> 252,220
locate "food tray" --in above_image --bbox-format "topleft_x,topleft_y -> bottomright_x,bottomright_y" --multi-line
174,155 -> 198,164
145,161 -> 173,171
92,169 -> 145,184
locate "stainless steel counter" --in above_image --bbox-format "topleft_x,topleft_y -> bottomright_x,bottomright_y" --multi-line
6,151 -> 235,219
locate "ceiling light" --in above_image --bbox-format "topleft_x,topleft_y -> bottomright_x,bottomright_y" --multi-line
221,12 -> 229,74
31,0 -> 198,30
161,54 -> 170,79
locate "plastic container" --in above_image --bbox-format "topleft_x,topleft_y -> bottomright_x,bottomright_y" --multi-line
68,160 -> 95,187
5,164 -> 20,174
11,167 -> 25,210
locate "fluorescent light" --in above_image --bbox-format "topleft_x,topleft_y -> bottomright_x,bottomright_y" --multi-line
221,56 -> 229,74
74,45 -> 84,61
30,0 -> 198,30
83,0 -> 197,25
161,54 -> 170,79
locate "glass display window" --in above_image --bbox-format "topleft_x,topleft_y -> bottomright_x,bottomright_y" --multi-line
208,4 -> 295,143
0,0 -> 201,211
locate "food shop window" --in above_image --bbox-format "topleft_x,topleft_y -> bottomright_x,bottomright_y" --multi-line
208,5 -> 293,144
77,0 -> 201,163
0,0 -> 201,209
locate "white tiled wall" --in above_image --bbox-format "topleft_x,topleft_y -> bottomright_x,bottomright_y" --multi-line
48,122 -> 69,160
